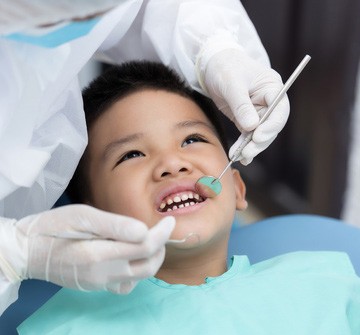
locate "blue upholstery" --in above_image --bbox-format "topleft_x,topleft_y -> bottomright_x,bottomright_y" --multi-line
0,280 -> 60,335
228,214 -> 360,275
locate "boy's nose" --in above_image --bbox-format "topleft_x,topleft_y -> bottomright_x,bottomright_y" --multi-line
153,154 -> 193,180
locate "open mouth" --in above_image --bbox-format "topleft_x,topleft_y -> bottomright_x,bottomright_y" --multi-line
158,191 -> 205,213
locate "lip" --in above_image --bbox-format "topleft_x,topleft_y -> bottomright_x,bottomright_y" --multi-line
155,179 -> 206,210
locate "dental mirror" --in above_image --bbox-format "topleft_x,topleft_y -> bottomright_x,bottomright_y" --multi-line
166,232 -> 200,245
195,175 -> 223,199
195,54 -> 311,199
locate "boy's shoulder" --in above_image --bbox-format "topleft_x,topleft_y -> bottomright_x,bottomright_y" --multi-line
249,250 -> 356,274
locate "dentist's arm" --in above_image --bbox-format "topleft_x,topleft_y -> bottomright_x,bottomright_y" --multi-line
0,205 -> 175,315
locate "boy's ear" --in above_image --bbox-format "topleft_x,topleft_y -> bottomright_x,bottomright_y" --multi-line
231,168 -> 248,211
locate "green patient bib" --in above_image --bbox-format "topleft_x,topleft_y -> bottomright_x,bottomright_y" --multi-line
18,252 -> 360,335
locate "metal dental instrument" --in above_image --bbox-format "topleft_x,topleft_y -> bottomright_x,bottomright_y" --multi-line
196,54 -> 311,198
40,231 -> 102,240
41,231 -> 200,245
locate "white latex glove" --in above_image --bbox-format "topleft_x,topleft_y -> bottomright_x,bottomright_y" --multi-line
196,35 -> 290,165
0,205 -> 175,294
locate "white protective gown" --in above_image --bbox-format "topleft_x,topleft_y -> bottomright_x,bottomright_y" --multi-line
0,0 -> 269,314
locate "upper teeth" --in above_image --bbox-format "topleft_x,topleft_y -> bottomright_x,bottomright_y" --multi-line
159,192 -> 202,212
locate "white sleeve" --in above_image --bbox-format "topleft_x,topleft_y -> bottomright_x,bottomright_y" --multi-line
0,1 -> 142,220
97,0 -> 270,92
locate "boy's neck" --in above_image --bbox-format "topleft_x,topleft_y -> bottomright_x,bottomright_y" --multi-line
155,244 -> 228,285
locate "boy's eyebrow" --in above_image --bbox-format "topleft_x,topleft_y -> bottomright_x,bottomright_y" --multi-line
102,133 -> 143,161
176,120 -> 218,134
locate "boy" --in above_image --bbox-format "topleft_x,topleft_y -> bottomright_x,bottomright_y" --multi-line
18,61 -> 360,334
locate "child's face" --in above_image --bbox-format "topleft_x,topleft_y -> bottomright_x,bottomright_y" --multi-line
86,89 -> 247,249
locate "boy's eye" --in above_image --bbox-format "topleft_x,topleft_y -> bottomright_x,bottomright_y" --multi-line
182,134 -> 209,147
116,150 -> 145,165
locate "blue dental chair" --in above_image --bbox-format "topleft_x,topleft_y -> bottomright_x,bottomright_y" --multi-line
228,214 -> 360,275
1,214 -> 360,334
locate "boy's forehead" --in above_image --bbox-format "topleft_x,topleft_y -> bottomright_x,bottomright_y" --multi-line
99,89 -> 214,128
88,90 -> 220,155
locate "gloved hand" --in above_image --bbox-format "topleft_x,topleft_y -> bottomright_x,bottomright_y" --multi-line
0,204 -> 175,294
196,35 -> 290,165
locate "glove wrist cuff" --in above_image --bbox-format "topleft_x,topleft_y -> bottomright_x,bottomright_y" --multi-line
195,30 -> 245,94
0,217 -> 28,282
0,250 -> 22,283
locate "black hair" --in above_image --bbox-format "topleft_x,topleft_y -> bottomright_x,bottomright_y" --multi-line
67,60 -> 228,203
